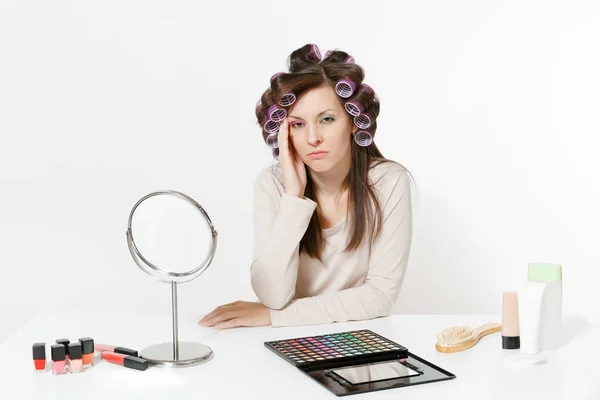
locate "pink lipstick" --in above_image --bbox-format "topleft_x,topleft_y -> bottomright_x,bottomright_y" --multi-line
94,344 -> 138,357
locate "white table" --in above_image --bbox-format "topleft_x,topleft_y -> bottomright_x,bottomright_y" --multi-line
0,313 -> 598,399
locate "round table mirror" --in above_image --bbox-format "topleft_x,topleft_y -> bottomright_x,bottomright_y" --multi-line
126,190 -> 218,367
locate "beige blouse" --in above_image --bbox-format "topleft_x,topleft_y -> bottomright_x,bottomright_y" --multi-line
250,160 -> 413,327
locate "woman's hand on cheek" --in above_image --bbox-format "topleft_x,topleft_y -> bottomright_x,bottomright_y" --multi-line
198,301 -> 272,329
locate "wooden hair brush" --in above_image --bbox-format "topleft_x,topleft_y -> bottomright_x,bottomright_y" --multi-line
435,323 -> 502,353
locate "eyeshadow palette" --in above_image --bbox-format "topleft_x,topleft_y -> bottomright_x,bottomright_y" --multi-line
264,329 -> 456,396
264,329 -> 408,369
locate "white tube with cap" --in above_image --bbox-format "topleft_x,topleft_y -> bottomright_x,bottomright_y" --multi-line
518,282 -> 546,355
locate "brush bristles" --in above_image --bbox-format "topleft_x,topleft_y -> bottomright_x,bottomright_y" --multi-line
436,325 -> 474,347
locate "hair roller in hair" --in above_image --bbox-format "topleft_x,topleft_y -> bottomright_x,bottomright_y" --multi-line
360,83 -> 375,97
335,79 -> 357,98
266,133 -> 279,149
354,130 -> 373,147
344,100 -> 364,117
279,93 -> 296,107
255,99 -> 263,115
345,55 -> 355,64
262,117 -> 280,134
270,72 -> 283,83
267,104 -> 287,122
354,114 -> 372,130
309,44 -> 322,61
324,50 -> 333,58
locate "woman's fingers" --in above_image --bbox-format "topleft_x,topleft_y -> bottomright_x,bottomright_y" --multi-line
214,318 -> 245,330
201,310 -> 239,327
277,118 -> 290,159
199,303 -> 235,325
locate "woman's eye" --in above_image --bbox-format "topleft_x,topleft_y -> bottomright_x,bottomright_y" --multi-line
290,117 -> 334,128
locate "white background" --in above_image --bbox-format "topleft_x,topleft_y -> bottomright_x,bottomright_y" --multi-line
1,0 -> 599,343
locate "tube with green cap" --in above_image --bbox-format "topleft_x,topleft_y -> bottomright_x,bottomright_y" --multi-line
527,262 -> 562,351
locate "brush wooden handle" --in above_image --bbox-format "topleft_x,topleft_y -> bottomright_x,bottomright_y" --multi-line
435,322 -> 502,353
473,322 -> 502,340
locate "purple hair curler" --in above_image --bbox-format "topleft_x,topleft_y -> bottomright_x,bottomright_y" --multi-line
360,83 -> 375,97
266,133 -> 279,149
345,55 -> 355,64
335,79 -> 357,98
279,92 -> 296,107
354,131 -> 373,147
354,114 -> 372,130
263,118 -> 280,134
310,44 -> 322,61
324,50 -> 333,58
270,72 -> 283,83
344,100 -> 364,117
268,104 -> 287,122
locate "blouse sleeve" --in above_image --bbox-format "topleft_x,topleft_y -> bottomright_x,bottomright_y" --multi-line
269,167 -> 413,327
250,167 -> 317,310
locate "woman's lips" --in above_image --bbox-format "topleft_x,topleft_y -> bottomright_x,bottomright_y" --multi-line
309,151 -> 328,160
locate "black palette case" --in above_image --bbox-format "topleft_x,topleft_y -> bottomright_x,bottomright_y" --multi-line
264,329 -> 456,396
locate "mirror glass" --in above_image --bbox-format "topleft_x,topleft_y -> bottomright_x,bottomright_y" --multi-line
129,193 -> 213,277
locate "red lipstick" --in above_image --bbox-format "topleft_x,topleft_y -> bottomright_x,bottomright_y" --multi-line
102,351 -> 148,371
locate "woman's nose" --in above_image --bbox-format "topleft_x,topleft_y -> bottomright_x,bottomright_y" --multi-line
307,127 -> 323,145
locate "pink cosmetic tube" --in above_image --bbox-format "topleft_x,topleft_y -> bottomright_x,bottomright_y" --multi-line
95,344 -> 139,357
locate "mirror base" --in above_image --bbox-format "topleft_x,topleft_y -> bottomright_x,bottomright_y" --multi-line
140,342 -> 213,368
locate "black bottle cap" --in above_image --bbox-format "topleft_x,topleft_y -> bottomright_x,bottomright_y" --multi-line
51,344 -> 66,361
78,337 -> 94,354
123,356 -> 149,371
68,343 -> 83,359
56,339 -> 70,355
32,343 -> 46,360
502,336 -> 520,349
115,347 -> 138,357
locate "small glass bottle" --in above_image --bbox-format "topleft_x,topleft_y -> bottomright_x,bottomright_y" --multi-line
51,344 -> 68,375
32,342 -> 46,372
55,338 -> 70,363
79,337 -> 94,369
68,343 -> 83,373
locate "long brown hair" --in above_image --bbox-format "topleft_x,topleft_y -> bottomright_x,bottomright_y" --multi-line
255,44 -> 408,261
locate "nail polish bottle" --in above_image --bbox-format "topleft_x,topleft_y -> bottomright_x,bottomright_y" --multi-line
51,344 -> 67,375
68,343 -> 83,373
55,338 -> 70,363
32,343 -> 46,372
78,337 -> 94,369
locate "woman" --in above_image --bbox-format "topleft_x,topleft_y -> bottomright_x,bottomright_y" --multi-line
199,44 -> 414,329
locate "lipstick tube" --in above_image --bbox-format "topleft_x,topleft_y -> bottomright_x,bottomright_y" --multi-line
68,343 -> 83,373
32,343 -> 46,372
78,337 -> 95,369
51,344 -> 68,375
95,344 -> 138,357
102,351 -> 148,371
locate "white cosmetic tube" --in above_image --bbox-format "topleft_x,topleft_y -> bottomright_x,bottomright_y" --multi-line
518,282 -> 546,355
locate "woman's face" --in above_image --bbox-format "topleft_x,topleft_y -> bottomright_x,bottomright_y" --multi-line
287,84 -> 357,173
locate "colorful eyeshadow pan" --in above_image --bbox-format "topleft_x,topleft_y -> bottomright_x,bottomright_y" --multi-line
264,329 -> 408,368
